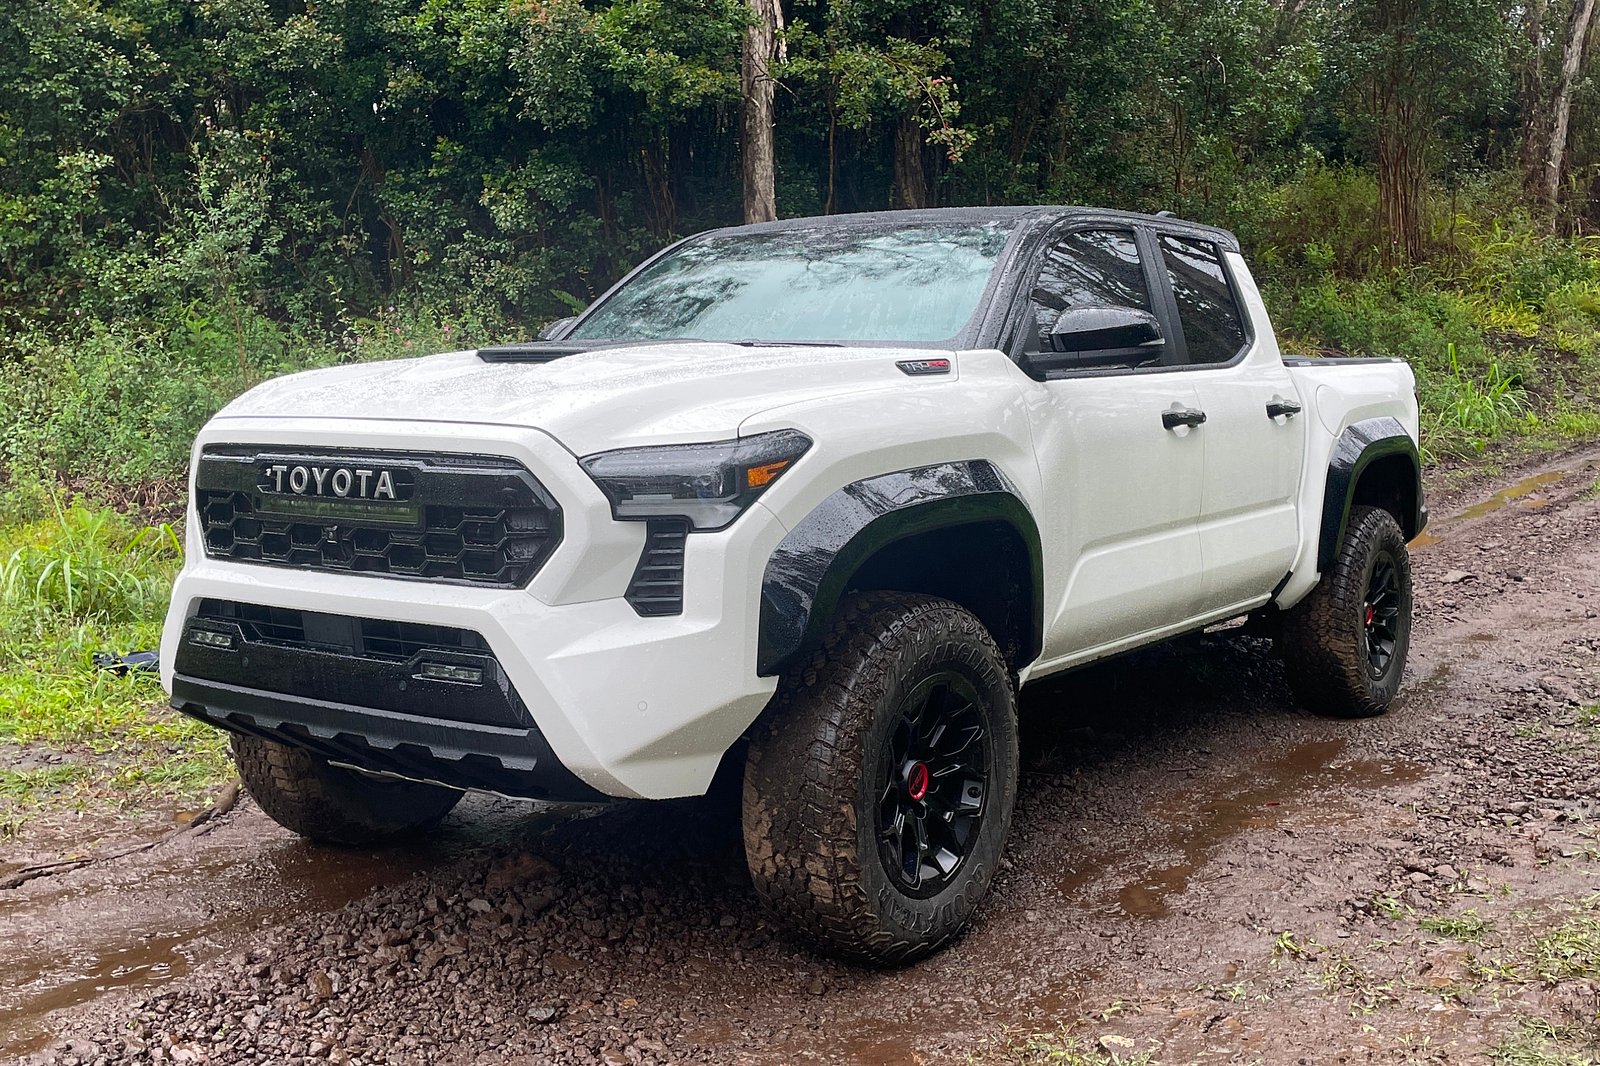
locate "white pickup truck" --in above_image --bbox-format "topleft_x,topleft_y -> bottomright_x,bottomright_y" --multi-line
162,207 -> 1424,963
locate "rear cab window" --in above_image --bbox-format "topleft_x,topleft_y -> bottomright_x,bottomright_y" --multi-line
1158,236 -> 1249,365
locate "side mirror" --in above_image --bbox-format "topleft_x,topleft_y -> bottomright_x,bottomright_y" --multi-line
1026,306 -> 1165,374
537,316 -> 578,341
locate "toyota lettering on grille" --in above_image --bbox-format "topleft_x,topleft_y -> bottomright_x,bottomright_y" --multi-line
259,463 -> 403,501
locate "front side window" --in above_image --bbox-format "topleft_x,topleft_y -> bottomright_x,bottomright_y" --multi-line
1028,229 -> 1151,335
568,223 -> 1014,344
1160,236 -> 1248,364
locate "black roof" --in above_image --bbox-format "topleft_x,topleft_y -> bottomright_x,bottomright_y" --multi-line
702,206 -> 1240,254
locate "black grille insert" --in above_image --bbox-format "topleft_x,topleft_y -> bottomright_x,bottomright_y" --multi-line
196,600 -> 489,659
182,599 -> 529,730
194,448 -> 561,588
626,520 -> 688,616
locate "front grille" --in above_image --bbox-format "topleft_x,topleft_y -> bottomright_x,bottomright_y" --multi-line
626,520 -> 688,616
194,447 -> 561,588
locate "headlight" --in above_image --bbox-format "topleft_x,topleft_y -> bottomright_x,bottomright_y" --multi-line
579,430 -> 812,531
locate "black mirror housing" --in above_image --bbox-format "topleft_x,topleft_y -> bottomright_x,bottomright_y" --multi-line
1023,305 -> 1165,375
1047,305 -> 1162,353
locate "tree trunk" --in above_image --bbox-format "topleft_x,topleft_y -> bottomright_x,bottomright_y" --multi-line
1544,0 -> 1598,208
893,117 -> 930,209
1376,115 -> 1426,265
740,0 -> 784,224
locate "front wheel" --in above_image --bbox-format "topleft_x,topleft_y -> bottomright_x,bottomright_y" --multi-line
1280,505 -> 1414,718
232,735 -> 462,845
741,592 -> 1019,965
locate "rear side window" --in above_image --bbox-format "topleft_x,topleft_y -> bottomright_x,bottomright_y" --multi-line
1160,236 -> 1248,364
1029,229 -> 1150,335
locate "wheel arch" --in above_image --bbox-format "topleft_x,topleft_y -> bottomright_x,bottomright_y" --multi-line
1317,417 -> 1425,574
757,461 -> 1043,678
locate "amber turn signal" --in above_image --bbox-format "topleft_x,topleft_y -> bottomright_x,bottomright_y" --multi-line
744,459 -> 791,489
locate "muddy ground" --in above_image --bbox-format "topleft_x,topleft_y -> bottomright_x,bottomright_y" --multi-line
5,448 -> 1600,1065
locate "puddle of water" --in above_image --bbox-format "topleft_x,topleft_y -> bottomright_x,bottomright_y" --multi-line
1409,467 -> 1580,552
1456,471 -> 1566,520
1067,741 -> 1424,921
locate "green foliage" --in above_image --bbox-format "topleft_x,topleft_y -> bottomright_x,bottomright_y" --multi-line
1419,909 -> 1492,943
1489,1018 -> 1599,1066
0,500 -> 180,634
0,499 -> 229,814
0,0 -> 1597,494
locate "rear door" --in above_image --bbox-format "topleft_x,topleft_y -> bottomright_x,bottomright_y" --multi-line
1017,227 -> 1208,666
1153,233 -> 1305,613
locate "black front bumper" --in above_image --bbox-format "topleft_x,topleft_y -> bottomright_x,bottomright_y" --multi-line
171,601 -> 606,802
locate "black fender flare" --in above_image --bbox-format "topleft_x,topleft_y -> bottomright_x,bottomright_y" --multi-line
1317,416 -> 1425,573
756,460 -> 1044,677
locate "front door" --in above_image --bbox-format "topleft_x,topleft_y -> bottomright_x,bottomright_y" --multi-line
1019,228 -> 1207,666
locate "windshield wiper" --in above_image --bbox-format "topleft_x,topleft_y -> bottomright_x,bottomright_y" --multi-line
476,338 -> 707,363
726,339 -> 844,348
477,337 -> 845,362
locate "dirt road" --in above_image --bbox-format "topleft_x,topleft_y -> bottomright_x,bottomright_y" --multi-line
6,448 -> 1600,1065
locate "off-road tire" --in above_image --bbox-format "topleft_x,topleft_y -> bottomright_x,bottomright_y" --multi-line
742,592 -> 1019,966
232,735 -> 461,845
1281,505 -> 1414,718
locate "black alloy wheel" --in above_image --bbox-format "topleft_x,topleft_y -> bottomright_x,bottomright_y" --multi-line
1281,504 -> 1414,718
877,673 -> 989,898
1362,552 -> 1403,678
742,591 -> 1020,965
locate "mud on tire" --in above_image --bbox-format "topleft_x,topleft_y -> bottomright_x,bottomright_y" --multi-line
1281,504 -> 1414,718
741,592 -> 1019,966
232,735 -> 461,845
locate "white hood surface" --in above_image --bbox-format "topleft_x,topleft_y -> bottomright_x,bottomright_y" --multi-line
217,343 -> 956,456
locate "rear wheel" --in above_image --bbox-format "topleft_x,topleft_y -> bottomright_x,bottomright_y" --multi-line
742,592 -> 1019,965
232,735 -> 461,845
1281,505 -> 1414,718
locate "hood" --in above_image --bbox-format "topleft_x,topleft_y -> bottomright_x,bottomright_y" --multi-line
215,342 -> 956,456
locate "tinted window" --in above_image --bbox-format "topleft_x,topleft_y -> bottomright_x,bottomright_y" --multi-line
1029,229 -> 1150,335
1161,236 -> 1247,364
568,223 -> 1013,344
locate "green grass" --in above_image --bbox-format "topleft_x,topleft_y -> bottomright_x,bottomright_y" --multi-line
0,498 -> 229,824
1531,913 -> 1600,985
0,764 -> 89,802
1490,1019 -> 1599,1066
1420,909 -> 1492,943
1270,201 -> 1600,461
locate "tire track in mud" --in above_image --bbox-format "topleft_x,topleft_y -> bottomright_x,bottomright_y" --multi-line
7,445 -> 1600,1065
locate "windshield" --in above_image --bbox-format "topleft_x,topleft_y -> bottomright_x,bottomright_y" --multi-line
568,223 -> 1015,344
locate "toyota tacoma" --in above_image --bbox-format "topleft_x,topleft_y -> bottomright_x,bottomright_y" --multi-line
162,207 -> 1424,964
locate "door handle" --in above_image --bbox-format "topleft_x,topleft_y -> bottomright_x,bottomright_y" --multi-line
1162,408 -> 1208,431
1266,399 -> 1303,419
